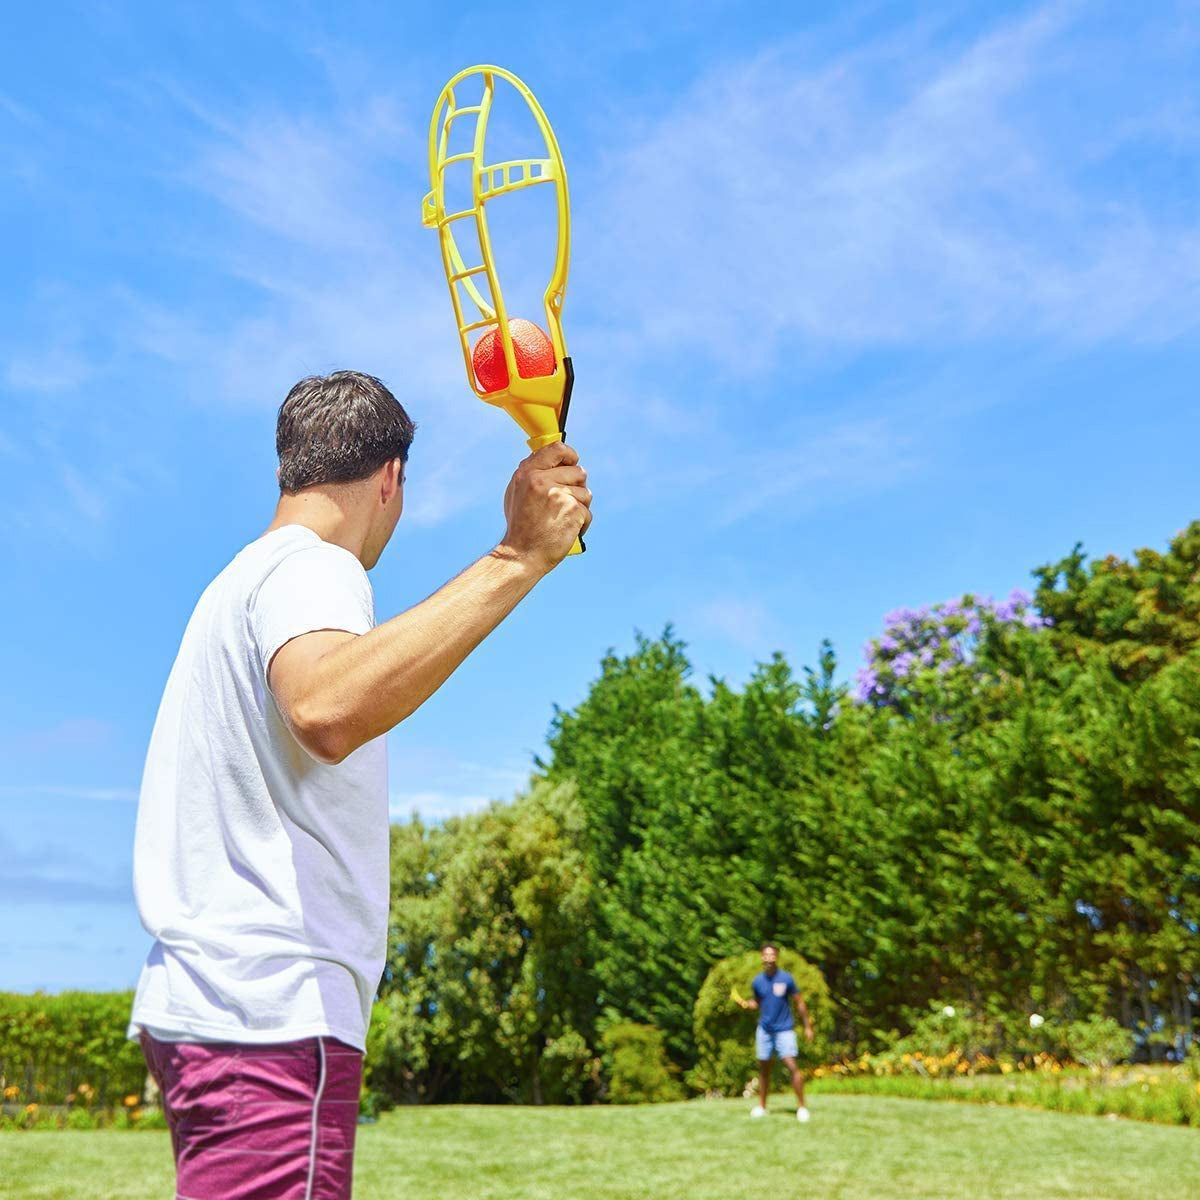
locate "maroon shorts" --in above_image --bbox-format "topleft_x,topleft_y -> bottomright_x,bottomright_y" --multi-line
139,1030 -> 364,1200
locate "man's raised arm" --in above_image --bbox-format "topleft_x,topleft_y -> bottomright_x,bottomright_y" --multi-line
269,442 -> 591,765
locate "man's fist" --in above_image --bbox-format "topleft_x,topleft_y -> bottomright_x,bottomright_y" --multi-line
500,442 -> 592,573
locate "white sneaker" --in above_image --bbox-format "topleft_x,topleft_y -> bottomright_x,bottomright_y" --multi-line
750,1105 -> 767,1118
796,1106 -> 811,1122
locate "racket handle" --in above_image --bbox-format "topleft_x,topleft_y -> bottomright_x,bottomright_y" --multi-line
569,535 -> 585,556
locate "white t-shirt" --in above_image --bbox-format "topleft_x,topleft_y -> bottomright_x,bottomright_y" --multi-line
126,525 -> 389,1052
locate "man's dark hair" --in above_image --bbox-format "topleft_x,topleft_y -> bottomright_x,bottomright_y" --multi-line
276,370 -> 416,493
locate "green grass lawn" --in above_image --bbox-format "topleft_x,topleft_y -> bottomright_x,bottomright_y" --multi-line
4,1096 -> 1199,1199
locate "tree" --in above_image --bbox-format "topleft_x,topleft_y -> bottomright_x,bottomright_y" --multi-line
377,782 -> 597,1103
1033,520 -> 1200,680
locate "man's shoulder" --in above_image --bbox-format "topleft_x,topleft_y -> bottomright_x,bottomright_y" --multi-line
249,528 -> 370,593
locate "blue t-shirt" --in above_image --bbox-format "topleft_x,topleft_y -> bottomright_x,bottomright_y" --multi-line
753,970 -> 797,1033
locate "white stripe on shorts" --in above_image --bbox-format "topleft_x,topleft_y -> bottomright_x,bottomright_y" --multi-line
304,1036 -> 327,1200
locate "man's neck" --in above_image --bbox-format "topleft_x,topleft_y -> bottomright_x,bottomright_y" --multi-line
266,489 -> 370,566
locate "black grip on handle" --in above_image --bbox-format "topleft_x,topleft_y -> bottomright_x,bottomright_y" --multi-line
560,356 -> 585,553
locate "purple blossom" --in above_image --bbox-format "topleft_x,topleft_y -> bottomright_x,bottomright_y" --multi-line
858,585 -> 1056,705
855,666 -> 878,702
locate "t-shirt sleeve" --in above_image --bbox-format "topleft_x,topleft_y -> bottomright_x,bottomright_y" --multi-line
251,543 -> 375,673
786,974 -> 798,996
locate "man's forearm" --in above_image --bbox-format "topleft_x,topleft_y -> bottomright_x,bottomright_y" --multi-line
293,548 -> 542,761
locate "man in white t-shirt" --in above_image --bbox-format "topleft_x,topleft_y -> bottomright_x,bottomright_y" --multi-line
127,370 -> 591,1199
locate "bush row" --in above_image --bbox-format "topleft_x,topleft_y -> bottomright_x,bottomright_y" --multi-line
0,992 -> 146,1110
0,1102 -> 168,1131
811,1069 -> 1200,1127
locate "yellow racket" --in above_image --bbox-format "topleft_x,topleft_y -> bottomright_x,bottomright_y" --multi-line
421,64 -> 583,555
731,987 -> 751,1009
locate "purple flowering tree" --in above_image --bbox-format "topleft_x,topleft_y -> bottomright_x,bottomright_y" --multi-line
855,588 -> 1052,709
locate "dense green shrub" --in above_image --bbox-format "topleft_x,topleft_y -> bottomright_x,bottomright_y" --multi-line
811,1066 -> 1200,1127
0,991 -> 145,1109
1065,1016 -> 1136,1072
600,1023 -> 685,1104
888,1002 -> 1004,1064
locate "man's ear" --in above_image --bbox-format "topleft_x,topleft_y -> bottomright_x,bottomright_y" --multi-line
380,457 -> 403,504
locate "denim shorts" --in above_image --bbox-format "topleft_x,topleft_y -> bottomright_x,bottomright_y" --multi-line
140,1030 -> 363,1200
756,1026 -> 800,1061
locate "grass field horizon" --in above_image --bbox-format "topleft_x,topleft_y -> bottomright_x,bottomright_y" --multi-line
5,1095 -> 1198,1199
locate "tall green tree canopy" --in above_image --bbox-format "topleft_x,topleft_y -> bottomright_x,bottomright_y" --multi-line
378,521 -> 1200,1104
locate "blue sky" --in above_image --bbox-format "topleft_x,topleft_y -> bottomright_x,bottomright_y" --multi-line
2,0 -> 1198,991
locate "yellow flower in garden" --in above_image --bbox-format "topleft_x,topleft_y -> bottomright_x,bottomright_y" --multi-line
3,1085 -> 19,1100
956,1060 -> 971,1074
124,1094 -> 139,1107
24,1103 -> 37,1114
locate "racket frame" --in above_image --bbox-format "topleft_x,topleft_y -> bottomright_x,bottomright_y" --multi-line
421,65 -> 572,449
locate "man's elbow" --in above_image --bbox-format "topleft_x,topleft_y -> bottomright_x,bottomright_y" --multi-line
289,699 -> 356,766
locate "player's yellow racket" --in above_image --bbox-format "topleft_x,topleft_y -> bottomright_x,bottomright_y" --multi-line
731,987 -> 750,1009
421,64 -> 583,555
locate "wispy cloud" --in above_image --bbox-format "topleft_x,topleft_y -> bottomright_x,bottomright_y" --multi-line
0,832 -> 131,906
388,791 -> 496,823
0,783 -> 137,802
0,718 -> 118,757
0,89 -> 39,126
5,347 -> 96,393
9,3 -> 1197,545
137,85 -> 523,524
690,594 -> 781,655
0,875 -> 132,905
583,2 -> 1200,366
385,744 -> 529,822
718,416 -> 920,524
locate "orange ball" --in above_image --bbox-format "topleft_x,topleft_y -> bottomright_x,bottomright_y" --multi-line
472,318 -> 556,393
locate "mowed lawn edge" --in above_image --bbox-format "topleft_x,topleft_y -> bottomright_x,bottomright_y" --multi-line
3,1096 -> 1198,1200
